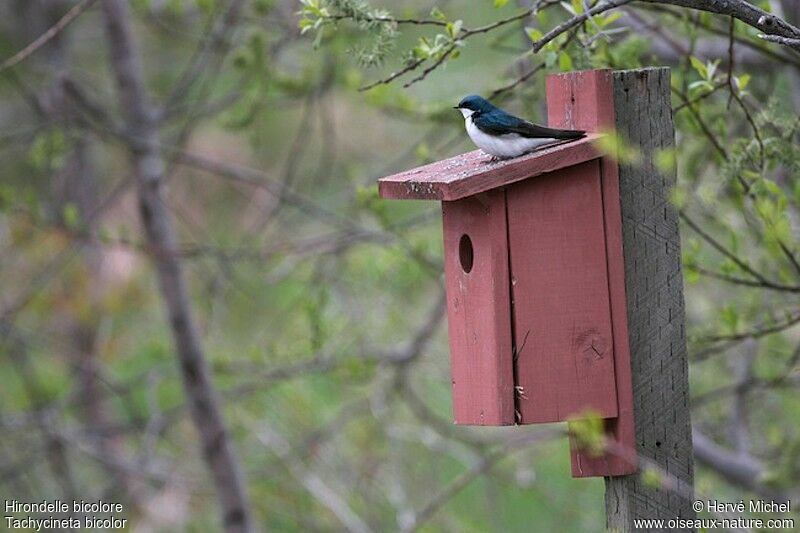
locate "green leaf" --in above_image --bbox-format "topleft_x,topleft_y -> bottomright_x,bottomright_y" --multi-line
525,27 -> 544,42
62,203 -> 80,230
656,148 -> 677,173
430,6 -> 446,21
688,80 -> 714,93
594,131 -> 641,164
558,51 -> 573,71
493,0 -> 510,7
599,11 -> 622,27
641,467 -> 663,489
567,411 -> 605,456
446,20 -> 463,39
719,258 -> 738,276
415,142 -> 431,163
29,128 -> 68,171
720,305 -> 739,334
689,56 -> 707,79
669,186 -> 686,210
736,73 -> 751,91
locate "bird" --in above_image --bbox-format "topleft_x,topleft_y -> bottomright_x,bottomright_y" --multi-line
454,95 -> 585,160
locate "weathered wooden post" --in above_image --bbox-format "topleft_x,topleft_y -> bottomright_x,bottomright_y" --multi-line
377,68 -> 694,528
602,68 -> 696,530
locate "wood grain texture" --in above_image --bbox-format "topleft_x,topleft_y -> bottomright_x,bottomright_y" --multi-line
604,68 -> 696,530
378,134 -> 604,201
509,159 -> 619,424
442,191 -> 516,425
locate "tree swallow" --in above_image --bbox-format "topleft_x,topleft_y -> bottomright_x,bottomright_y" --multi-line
455,95 -> 585,159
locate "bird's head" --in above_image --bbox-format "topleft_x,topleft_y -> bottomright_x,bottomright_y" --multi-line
454,95 -> 493,119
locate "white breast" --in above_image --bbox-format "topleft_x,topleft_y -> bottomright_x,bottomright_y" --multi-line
464,116 -> 559,159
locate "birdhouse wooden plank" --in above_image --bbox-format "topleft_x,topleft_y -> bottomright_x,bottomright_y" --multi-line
377,69 -> 636,478
508,158 -> 618,424
442,190 -> 515,425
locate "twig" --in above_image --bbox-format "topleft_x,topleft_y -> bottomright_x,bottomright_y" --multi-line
403,428 -> 562,532
0,0 -> 98,73
758,33 -> 800,47
488,27 -> 579,98
690,263 -> 800,293
696,308 -> 800,344
251,419 -> 373,533
640,3 -> 800,67
532,0 -> 634,53
730,339 -> 755,453
323,14 -> 447,27
360,8 -> 541,91
639,0 -> 800,50
779,241 -> 800,278
672,80 -> 727,112
672,87 -> 729,160
403,45 -> 456,88
164,0 -> 246,109
726,16 -> 735,109
359,57 -> 425,91
680,212 -> 769,284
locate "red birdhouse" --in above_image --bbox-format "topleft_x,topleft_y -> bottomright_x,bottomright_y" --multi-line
377,70 -> 636,478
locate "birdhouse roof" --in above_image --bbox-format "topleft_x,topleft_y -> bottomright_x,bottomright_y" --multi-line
378,132 -> 604,201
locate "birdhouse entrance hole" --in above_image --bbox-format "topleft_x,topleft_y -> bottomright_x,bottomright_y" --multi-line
458,234 -> 474,273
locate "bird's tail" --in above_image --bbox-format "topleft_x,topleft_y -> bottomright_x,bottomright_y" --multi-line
535,125 -> 586,140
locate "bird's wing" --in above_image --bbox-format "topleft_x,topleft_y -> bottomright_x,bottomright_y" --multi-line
474,110 -> 585,139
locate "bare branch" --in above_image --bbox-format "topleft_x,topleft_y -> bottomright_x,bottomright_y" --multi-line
252,420 -> 373,533
0,0 -> 99,73
531,0 -> 800,55
759,33 -> 800,47
642,0 -> 800,49
100,1 -> 253,530
532,0 -> 634,53
360,7 -> 541,91
680,212 -> 771,284
695,308 -> 800,344
164,0 -> 246,110
693,430 -> 796,502
403,429 -> 563,532
402,45 -> 456,89
729,339 -> 755,453
689,263 -> 800,293
323,14 -> 447,27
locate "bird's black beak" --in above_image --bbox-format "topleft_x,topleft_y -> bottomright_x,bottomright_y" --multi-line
453,106 -> 460,109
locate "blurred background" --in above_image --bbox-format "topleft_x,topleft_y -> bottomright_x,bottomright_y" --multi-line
1,0 -> 799,531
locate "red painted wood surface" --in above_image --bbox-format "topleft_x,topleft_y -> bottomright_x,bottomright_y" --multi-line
378,134 -> 604,201
442,191 -> 515,425
508,159 -> 618,424
546,69 -> 616,133
547,69 -> 637,477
